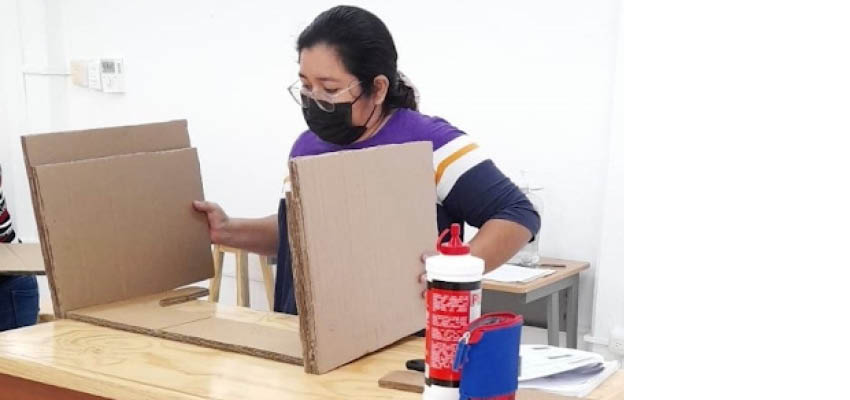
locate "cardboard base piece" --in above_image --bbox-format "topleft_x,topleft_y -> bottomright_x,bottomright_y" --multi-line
68,287 -> 303,365
0,244 -> 45,275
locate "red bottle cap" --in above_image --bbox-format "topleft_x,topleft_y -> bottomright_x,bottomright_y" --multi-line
436,223 -> 470,256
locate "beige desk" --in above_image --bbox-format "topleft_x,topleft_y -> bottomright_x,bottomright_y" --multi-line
483,258 -> 590,347
0,319 -> 622,399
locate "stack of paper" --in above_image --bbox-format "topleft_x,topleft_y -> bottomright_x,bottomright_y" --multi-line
483,264 -> 555,283
518,345 -> 620,398
519,345 -> 605,381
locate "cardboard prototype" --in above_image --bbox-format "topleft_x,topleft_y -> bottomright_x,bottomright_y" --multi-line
0,243 -> 45,275
22,120 -> 435,373
287,142 -> 436,374
21,120 -> 302,365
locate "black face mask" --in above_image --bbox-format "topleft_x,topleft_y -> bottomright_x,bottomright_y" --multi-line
302,93 -> 377,146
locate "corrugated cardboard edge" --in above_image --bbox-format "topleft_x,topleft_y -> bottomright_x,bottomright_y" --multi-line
21,137 -> 63,318
158,287 -> 210,306
286,167 -> 319,373
21,120 -> 190,167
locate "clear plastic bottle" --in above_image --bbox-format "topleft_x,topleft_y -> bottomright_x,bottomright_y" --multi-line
510,171 -> 543,267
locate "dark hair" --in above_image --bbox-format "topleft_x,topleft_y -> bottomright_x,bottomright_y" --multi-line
297,5 -> 417,112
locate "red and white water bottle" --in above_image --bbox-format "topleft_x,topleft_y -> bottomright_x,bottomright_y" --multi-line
424,223 -> 485,400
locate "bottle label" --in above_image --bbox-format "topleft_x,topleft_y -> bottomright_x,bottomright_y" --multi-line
425,280 -> 482,386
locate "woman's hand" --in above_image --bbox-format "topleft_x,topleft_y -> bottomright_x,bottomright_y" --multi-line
193,201 -> 231,244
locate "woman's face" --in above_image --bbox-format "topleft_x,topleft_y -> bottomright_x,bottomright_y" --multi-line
298,44 -> 385,128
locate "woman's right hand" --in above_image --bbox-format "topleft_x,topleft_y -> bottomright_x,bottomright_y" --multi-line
193,200 -> 230,244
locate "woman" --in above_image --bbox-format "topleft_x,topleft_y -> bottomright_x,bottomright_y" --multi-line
0,164 -> 40,331
194,6 -> 540,315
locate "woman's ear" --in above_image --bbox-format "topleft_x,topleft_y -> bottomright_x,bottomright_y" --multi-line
372,74 -> 390,106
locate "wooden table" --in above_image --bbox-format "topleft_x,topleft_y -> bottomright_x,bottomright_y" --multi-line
0,319 -> 419,399
0,319 -> 622,399
483,258 -> 590,348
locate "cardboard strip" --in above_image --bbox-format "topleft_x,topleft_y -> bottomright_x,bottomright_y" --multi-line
378,370 -> 425,394
22,120 -> 190,167
158,287 -> 209,306
286,189 -> 317,370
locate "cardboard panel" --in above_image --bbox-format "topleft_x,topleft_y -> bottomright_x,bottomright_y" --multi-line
0,244 -> 45,275
21,119 -> 192,317
287,142 -> 435,374
20,120 -> 302,366
21,120 -> 190,167
33,148 -> 213,314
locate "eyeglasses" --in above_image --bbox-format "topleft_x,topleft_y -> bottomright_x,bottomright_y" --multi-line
287,79 -> 361,112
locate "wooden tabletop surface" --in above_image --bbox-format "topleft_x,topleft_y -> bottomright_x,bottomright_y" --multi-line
483,258 -> 590,294
0,319 -> 622,399
0,319 -> 418,399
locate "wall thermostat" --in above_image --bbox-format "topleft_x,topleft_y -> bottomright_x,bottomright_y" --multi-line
99,58 -> 124,93
71,58 -> 125,93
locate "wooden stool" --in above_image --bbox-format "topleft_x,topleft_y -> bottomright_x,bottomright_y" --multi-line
208,245 -> 276,309
37,289 -> 55,323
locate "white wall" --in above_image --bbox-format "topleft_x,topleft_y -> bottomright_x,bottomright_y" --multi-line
589,20 -> 623,360
1,0 -> 622,342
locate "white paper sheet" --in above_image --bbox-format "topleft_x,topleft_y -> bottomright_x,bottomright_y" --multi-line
483,264 -> 555,283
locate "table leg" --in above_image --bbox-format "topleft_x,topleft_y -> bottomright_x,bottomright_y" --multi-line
565,277 -> 580,348
546,292 -> 560,346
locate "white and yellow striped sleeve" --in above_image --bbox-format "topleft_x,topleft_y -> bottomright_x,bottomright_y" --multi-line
433,135 -> 488,204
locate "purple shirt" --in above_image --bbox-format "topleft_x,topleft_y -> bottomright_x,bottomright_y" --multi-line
273,108 -> 540,315
289,108 -> 461,159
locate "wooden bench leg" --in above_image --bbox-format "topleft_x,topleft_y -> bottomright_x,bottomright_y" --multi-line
209,245 -> 224,302
236,250 -> 250,307
259,255 -> 275,311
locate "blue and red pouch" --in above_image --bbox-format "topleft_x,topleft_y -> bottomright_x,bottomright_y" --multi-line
452,312 -> 524,400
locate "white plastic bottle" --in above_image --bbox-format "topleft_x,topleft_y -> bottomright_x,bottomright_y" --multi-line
423,223 -> 485,400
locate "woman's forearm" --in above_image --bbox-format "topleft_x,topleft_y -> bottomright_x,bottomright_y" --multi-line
469,219 -> 533,272
220,214 -> 279,256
